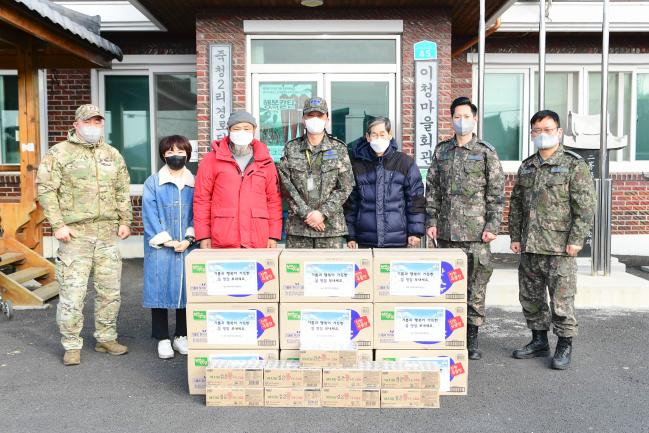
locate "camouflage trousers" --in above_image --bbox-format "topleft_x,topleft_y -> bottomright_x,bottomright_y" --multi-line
55,222 -> 122,350
438,239 -> 493,327
518,253 -> 577,337
285,235 -> 345,249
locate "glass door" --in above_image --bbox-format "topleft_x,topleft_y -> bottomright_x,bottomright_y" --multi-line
325,73 -> 395,151
251,74 -> 323,162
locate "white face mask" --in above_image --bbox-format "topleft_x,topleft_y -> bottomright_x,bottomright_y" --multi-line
533,133 -> 560,150
304,117 -> 326,135
229,130 -> 254,147
369,138 -> 390,154
78,125 -> 103,144
452,118 -> 475,136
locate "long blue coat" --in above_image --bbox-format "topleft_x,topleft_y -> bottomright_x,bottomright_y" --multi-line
344,138 -> 426,247
142,167 -> 195,309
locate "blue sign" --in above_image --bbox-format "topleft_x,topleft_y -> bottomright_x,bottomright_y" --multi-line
414,41 -> 437,61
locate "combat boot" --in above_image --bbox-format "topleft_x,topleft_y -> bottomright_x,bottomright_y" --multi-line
63,349 -> 80,366
95,340 -> 128,355
551,337 -> 573,370
512,330 -> 550,359
467,324 -> 482,360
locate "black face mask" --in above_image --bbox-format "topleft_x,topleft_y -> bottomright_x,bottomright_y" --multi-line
165,155 -> 186,170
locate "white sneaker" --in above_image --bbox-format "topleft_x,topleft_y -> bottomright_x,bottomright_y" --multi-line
172,336 -> 188,355
158,339 -> 174,359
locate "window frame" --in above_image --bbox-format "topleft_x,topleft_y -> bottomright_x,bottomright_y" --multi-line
93,55 -> 197,194
469,52 -> 649,173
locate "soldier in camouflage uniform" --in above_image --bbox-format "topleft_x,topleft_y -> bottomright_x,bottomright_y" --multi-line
426,97 -> 505,361
278,97 -> 355,248
509,110 -> 595,370
37,104 -> 132,366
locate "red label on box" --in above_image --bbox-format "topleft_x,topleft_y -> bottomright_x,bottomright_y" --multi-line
258,316 -> 275,330
447,268 -> 465,283
354,268 -> 370,284
450,362 -> 465,377
448,316 -> 464,331
258,268 -> 275,284
354,315 -> 371,330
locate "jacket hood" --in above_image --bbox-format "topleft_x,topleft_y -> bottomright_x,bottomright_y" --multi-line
212,136 -> 273,163
352,137 -> 398,162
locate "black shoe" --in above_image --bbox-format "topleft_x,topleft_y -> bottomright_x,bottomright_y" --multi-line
467,324 -> 482,360
512,330 -> 550,359
551,337 -> 573,370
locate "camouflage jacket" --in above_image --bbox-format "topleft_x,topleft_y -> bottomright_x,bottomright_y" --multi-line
278,133 -> 355,237
36,130 -> 132,231
508,145 -> 596,255
425,135 -> 505,242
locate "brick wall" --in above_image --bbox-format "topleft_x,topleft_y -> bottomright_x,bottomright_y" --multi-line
196,7 -> 454,158
0,174 -> 20,203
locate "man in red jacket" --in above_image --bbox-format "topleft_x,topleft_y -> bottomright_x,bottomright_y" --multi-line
193,111 -> 282,249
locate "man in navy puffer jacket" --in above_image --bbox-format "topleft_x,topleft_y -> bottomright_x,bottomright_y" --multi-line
344,117 -> 425,248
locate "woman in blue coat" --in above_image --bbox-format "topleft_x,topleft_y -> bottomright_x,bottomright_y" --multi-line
142,135 -> 196,359
344,117 -> 426,248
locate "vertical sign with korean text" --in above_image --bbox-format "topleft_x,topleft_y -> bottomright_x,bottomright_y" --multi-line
414,41 -> 438,168
210,44 -> 232,142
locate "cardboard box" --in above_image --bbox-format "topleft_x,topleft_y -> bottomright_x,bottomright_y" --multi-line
373,248 -> 467,303
206,387 -> 264,407
375,350 -> 468,396
298,349 -> 359,368
380,362 -> 440,390
188,349 -> 279,395
279,249 -> 373,302
280,303 -> 374,349
205,360 -> 265,388
185,249 -> 280,303
321,388 -> 380,408
264,388 -> 322,408
380,389 -> 440,409
374,303 -> 466,350
322,363 -> 381,389
263,361 -> 322,388
187,303 -> 279,349
281,349 -> 373,363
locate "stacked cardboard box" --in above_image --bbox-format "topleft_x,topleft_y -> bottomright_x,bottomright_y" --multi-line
205,359 -> 440,408
185,249 -> 281,395
372,248 -> 470,396
279,249 -> 374,359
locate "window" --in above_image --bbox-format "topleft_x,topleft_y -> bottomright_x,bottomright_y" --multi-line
483,72 -> 525,161
0,74 -> 18,165
98,57 -> 197,187
637,73 -> 649,160
587,71 -> 632,161
533,72 -> 579,129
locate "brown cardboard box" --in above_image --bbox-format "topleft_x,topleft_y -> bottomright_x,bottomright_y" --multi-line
321,388 -> 380,408
372,248 -> 467,303
279,249 -> 373,302
206,387 -> 264,407
380,363 -> 440,390
187,349 -> 278,395
263,361 -> 322,388
264,388 -> 322,408
279,302 -> 373,349
205,360 -> 265,388
380,389 -> 440,408
298,349 -> 359,368
322,363 -> 381,389
374,303 -> 466,350
185,249 -> 280,303
375,349 -> 469,396
187,303 -> 279,349
280,349 -> 373,363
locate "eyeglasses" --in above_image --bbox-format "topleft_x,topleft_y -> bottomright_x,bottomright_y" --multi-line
531,127 -> 558,135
